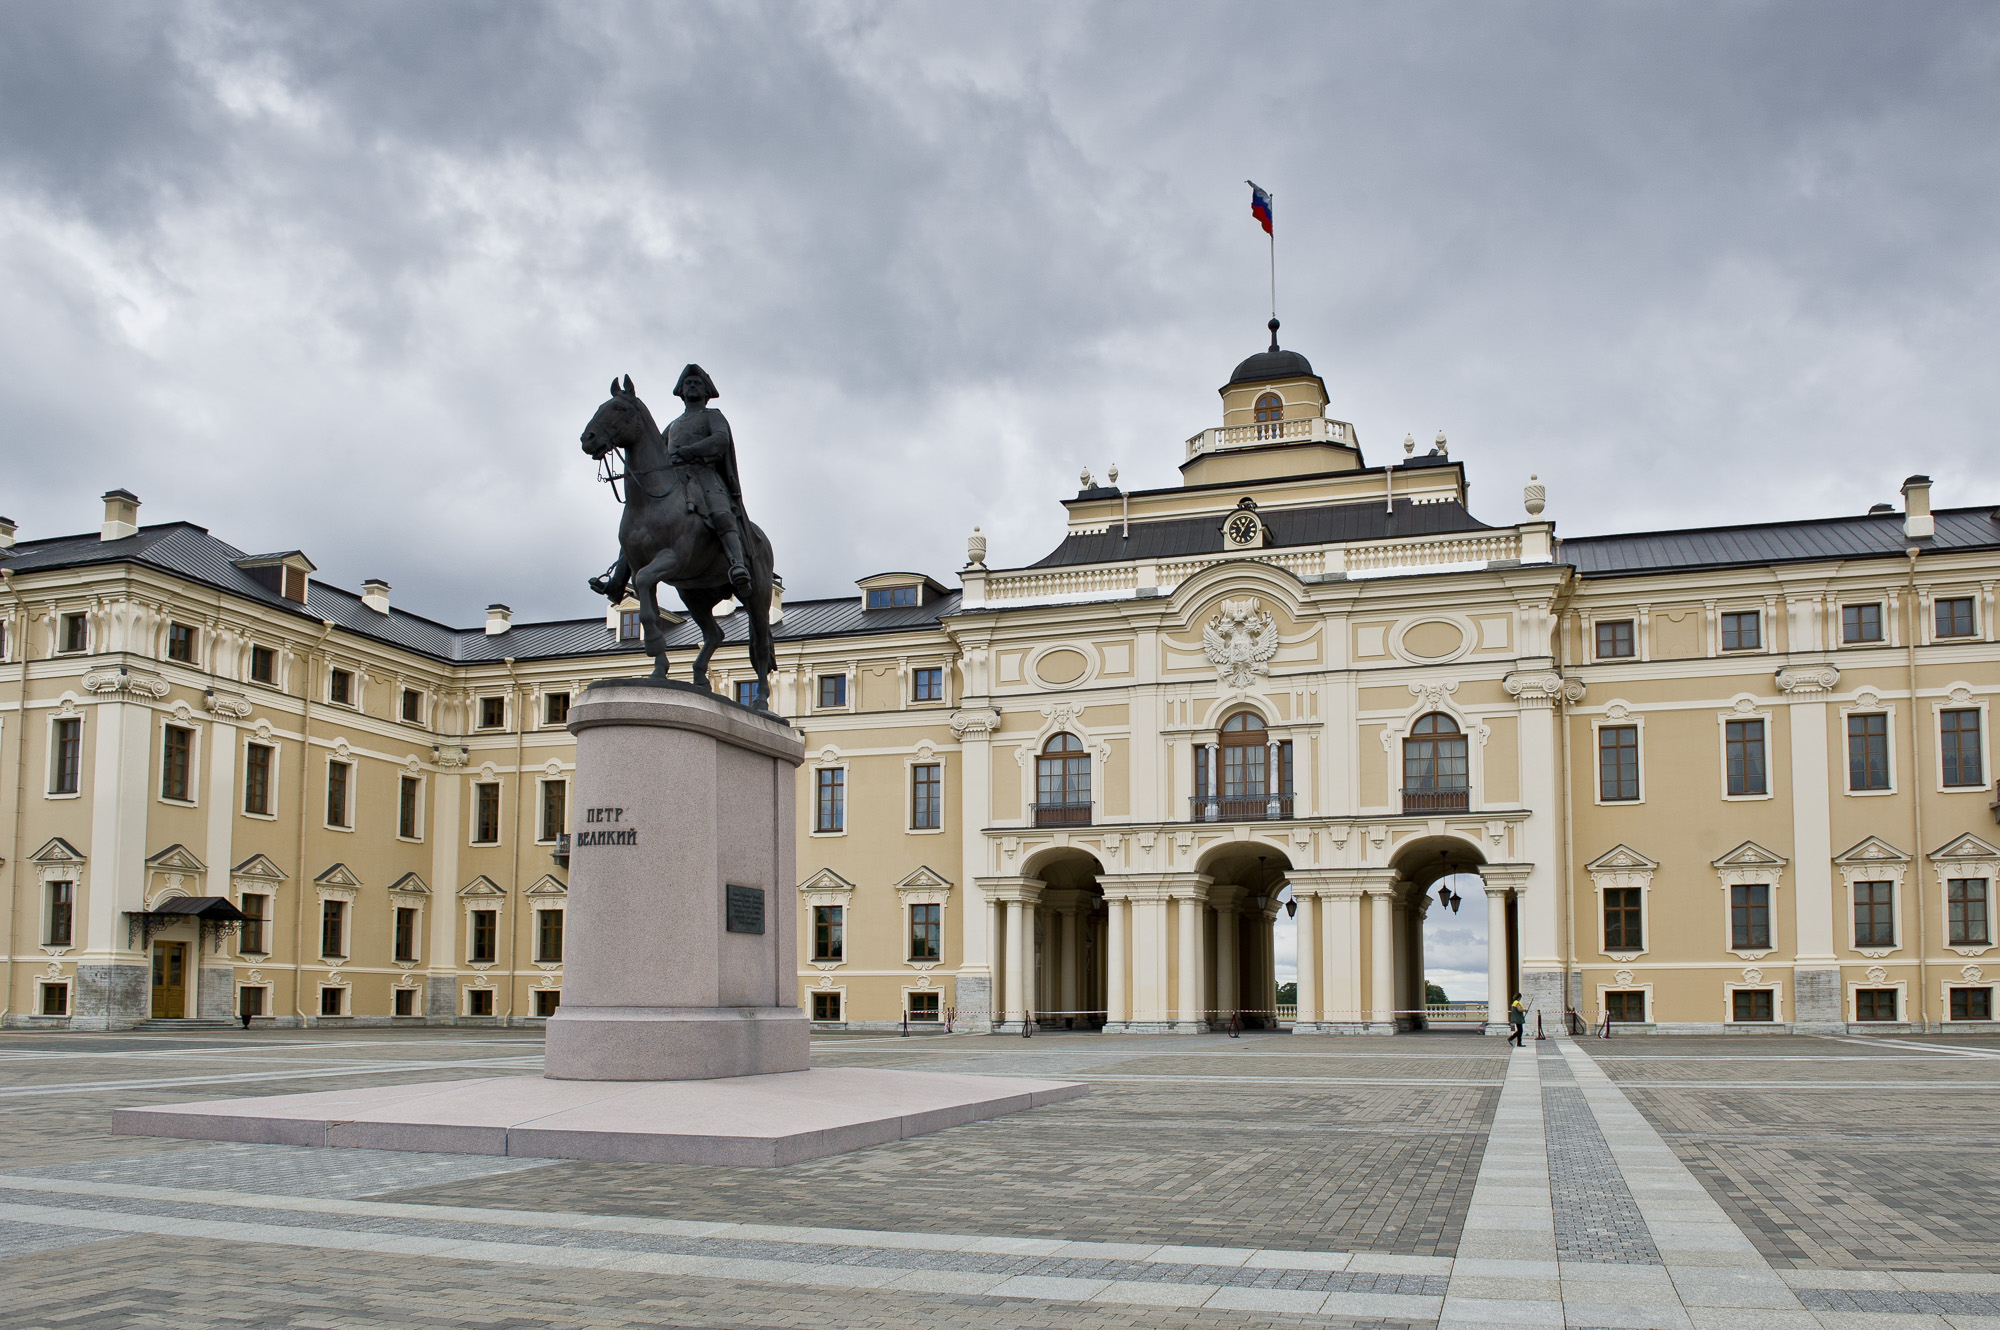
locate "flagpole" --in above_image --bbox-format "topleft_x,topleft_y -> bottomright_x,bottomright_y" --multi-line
1268,189 -> 1276,321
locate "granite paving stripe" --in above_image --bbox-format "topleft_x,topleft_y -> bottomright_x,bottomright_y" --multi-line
1541,1085 -> 1662,1265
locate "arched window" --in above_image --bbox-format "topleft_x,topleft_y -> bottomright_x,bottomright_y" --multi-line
1402,713 -> 1469,812
1253,392 -> 1284,439
1194,711 -> 1293,820
1035,733 -> 1091,826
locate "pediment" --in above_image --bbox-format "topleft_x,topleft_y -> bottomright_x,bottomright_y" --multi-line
30,837 -> 85,865
1833,835 -> 1910,866
1585,844 -> 1658,873
313,862 -> 363,889
1932,832 -> 2000,863
145,843 -> 208,873
525,874 -> 567,897
387,872 -> 431,896
458,874 -> 505,898
895,865 -> 954,892
798,868 -> 857,894
231,853 -> 288,881
1711,841 -> 1788,870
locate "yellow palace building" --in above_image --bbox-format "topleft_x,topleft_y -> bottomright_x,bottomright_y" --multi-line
3,332 -> 1997,1034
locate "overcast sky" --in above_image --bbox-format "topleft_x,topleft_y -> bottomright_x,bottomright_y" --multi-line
4,4 -> 1997,623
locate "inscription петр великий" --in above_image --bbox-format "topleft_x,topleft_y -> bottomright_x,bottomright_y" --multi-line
576,807 -> 636,846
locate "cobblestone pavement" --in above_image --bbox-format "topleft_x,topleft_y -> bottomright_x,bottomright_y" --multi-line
4,1027 -> 2000,1327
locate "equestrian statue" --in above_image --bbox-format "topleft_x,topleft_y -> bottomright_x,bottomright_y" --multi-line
579,366 -> 778,710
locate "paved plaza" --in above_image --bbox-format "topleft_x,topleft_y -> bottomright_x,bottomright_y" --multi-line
1,1028 -> 1998,1329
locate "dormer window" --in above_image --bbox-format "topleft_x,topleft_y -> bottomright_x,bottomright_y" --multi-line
867,586 -> 918,609
858,573 -> 941,610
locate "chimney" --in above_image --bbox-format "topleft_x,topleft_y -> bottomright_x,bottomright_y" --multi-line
362,579 -> 391,614
1901,475 -> 1933,539
0,517 -> 15,549
101,489 -> 140,541
485,603 -> 512,635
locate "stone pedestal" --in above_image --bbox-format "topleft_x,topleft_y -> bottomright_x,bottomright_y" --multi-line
544,681 -> 810,1081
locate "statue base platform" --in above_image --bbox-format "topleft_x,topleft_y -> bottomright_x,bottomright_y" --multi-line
114,1067 -> 1086,1168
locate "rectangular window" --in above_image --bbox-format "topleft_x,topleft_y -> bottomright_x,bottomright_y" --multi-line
540,780 -> 566,843
815,768 -> 844,832
161,724 -> 193,801
478,696 -> 506,729
909,903 -> 942,960
734,680 -> 756,706
1594,619 -> 1634,659
1842,603 -> 1882,644
1720,611 -> 1760,651
533,989 -> 560,1017
166,621 -> 196,663
1598,725 -> 1640,801
908,991 -> 941,1021
320,900 -> 345,958
1935,596 -> 1976,639
536,908 -> 564,964
395,988 -> 417,1017
239,894 -> 267,954
51,717 -> 82,795
1603,887 -> 1642,950
1950,987 -> 1992,1021
544,691 -> 570,726
1948,878 -> 1990,946
1725,718 -> 1767,796
1847,713 -> 1890,791
239,985 -> 266,1018
1941,709 -> 1983,787
812,905 -> 844,962
245,742 -> 273,815
818,675 -> 846,708
399,775 -> 420,839
468,989 -> 495,1016
911,763 -> 941,829
1606,991 -> 1646,1022
913,667 -> 943,701
470,909 -> 497,964
40,983 -> 68,1016
328,668 -> 352,706
401,688 -> 423,723
250,644 -> 275,684
60,613 -> 87,654
1731,883 -> 1771,950
866,586 -> 918,609
394,906 -> 418,963
326,761 -> 351,828
1731,989 -> 1775,1022
619,609 -> 642,642
474,781 -> 500,843
1853,880 -> 1895,947
319,987 -> 344,1017
1855,987 -> 1898,1022
45,880 -> 73,947
811,991 -> 842,1022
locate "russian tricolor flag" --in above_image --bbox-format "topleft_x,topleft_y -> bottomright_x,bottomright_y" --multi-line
1248,181 -> 1273,235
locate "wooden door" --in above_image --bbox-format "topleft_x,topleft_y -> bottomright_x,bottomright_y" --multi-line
151,941 -> 186,1018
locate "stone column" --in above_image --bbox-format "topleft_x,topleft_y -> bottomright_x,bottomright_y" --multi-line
1204,744 -> 1219,820
76,674 -> 158,1030
1059,906 -> 1079,1023
1106,895 -> 1129,1027
986,894 -> 1002,1022
1266,739 -> 1282,819
1324,889 -> 1361,1030
426,769 -> 463,1021
1778,664 -> 1842,1030
950,708 -> 1002,1033
1368,887 -> 1396,1034
1293,891 -> 1320,1028
1212,886 -> 1240,1025
1484,884 -> 1511,1035
1005,898 -> 1026,1029
1174,887 -> 1208,1032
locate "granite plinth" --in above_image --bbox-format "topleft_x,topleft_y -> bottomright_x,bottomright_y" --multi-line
114,1067 -> 1087,1167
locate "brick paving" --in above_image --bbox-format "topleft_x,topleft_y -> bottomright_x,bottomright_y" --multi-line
1535,1046 -> 1660,1266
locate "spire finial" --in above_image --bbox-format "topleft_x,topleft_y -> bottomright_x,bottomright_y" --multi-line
1267,317 -> 1280,352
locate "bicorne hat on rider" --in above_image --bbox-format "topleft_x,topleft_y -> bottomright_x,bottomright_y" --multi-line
673,364 -> 719,400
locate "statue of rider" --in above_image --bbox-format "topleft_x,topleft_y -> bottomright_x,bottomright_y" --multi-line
588,363 -> 754,603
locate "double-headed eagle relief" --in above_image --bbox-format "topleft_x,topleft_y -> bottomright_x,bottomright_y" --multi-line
1202,597 -> 1279,689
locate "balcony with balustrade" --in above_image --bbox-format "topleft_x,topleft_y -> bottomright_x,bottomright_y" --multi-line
1189,793 -> 1295,823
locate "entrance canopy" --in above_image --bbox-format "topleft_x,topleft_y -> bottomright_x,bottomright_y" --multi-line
126,896 -> 248,950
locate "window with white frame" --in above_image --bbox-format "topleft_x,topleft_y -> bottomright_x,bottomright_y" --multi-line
320,899 -> 347,958
1948,878 -> 1990,946
326,759 -> 353,828
244,741 -> 276,816
1725,718 -> 1767,797
469,909 -> 498,964
478,696 -> 506,730
166,621 -> 197,663
1594,619 -> 1635,659
49,716 -> 82,795
393,906 -> 420,962
539,778 -> 567,843
473,781 -> 501,843
39,981 -> 70,1016
1935,596 -> 1977,639
238,893 -> 270,955
401,688 -> 424,723
398,775 -> 422,840
160,723 -> 196,802
1853,880 -> 1895,948
544,691 -> 570,726
1940,708 -> 1984,788
1847,713 -> 1891,791
814,767 -> 845,833
1730,884 -> 1771,950
1598,724 -> 1640,802
535,907 -> 563,964
250,644 -> 276,684
1949,986 -> 1992,1021
44,879 -> 73,947
1720,610 -> 1761,652
911,762 -> 941,830
1731,989 -> 1775,1022
1842,602 -> 1883,644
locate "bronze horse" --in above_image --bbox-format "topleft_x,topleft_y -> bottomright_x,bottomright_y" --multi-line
579,377 -> 777,708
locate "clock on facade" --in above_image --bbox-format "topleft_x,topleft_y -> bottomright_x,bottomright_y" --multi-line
1226,512 -> 1260,545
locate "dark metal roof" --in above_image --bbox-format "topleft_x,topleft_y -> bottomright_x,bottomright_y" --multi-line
1029,498 -> 1494,569
1228,348 -> 1316,386
1562,506 -> 2000,577
0,522 -> 959,663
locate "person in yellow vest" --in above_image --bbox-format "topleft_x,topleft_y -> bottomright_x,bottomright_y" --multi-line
1507,994 -> 1527,1047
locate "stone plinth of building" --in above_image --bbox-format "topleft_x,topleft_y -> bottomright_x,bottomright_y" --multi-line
544,680 -> 810,1081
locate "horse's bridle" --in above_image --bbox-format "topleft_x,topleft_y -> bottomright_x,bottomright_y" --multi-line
595,445 -> 680,503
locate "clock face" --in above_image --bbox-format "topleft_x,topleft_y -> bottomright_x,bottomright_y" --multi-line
1227,513 -> 1259,545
